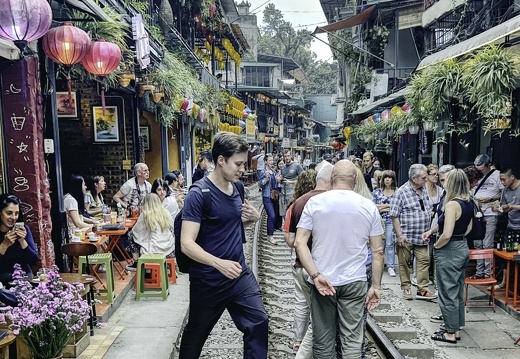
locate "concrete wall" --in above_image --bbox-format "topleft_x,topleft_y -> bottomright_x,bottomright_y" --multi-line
384,28 -> 421,69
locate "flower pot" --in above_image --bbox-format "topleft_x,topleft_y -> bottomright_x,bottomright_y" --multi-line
378,131 -> 387,139
139,84 -> 155,97
423,121 -> 435,131
116,73 -> 135,87
397,126 -> 407,135
152,91 -> 164,103
408,125 -> 420,134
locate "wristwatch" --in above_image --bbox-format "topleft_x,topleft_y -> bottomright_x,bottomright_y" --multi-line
310,271 -> 320,279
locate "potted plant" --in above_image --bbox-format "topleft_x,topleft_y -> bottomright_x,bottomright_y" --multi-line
1,265 -> 90,359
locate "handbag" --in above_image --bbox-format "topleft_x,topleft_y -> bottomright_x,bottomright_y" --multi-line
267,174 -> 279,201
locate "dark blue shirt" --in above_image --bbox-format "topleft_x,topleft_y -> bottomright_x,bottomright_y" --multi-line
0,225 -> 39,285
182,177 -> 247,285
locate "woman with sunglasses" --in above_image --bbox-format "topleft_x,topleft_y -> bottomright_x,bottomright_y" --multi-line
0,194 -> 39,286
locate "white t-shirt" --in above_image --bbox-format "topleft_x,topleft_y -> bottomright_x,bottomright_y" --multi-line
162,195 -> 179,222
297,190 -> 383,286
119,177 -> 152,207
64,193 -> 82,239
474,170 -> 504,216
131,216 -> 175,255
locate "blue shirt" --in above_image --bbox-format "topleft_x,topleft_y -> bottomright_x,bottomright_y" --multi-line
0,224 -> 39,285
182,177 -> 247,285
259,169 -> 277,199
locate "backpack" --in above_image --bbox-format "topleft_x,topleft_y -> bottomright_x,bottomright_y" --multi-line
174,179 -> 245,273
465,199 -> 485,249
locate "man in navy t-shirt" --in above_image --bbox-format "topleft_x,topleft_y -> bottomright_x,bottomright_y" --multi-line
178,132 -> 268,359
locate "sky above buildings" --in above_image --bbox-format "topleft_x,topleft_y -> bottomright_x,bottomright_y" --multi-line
246,0 -> 334,62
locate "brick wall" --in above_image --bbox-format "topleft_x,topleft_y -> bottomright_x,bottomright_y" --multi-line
58,81 -> 136,206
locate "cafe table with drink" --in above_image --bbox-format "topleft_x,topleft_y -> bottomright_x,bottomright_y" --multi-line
94,209 -> 137,280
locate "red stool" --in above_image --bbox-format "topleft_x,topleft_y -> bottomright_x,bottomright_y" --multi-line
133,263 -> 162,290
166,257 -> 177,284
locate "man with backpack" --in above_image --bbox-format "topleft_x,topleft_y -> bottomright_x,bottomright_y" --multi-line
178,132 -> 268,359
473,154 -> 503,279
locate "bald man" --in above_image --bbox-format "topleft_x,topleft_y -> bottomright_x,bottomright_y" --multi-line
295,160 -> 384,359
113,163 -> 152,209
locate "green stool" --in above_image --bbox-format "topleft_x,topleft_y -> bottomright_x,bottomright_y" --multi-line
135,254 -> 169,300
79,253 -> 115,304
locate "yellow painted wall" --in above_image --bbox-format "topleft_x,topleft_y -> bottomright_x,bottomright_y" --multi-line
141,112 -> 180,181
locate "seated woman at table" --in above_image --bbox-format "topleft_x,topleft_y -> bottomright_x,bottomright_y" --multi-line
84,175 -> 106,217
151,178 -> 179,221
64,174 -> 93,239
0,194 -> 39,287
130,193 -> 175,258
165,172 -> 186,210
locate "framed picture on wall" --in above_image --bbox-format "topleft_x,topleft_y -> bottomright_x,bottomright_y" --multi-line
92,106 -> 120,143
56,91 -> 79,118
139,126 -> 151,151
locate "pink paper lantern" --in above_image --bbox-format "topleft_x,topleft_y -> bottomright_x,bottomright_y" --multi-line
0,0 -> 52,51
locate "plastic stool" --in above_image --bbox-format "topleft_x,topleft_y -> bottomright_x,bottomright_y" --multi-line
135,254 -> 169,300
79,253 -> 115,304
166,257 -> 177,284
133,263 -> 162,290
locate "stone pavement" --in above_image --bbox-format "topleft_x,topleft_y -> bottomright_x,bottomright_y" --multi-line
381,270 -> 520,358
76,272 -> 190,359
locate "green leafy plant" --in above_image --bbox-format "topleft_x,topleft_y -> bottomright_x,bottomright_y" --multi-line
462,45 -> 517,122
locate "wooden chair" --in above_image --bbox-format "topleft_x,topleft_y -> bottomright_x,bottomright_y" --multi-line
62,243 -> 98,335
465,249 -> 497,312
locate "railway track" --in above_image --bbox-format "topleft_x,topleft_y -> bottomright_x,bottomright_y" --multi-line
192,203 -> 405,359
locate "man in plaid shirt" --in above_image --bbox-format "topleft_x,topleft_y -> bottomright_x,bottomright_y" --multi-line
390,164 -> 437,300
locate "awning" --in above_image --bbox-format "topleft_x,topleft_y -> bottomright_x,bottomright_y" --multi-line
417,15 -> 520,70
313,5 -> 375,34
0,39 -> 19,60
351,87 -> 409,115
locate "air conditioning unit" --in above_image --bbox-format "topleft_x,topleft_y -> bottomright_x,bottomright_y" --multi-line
330,96 -> 346,106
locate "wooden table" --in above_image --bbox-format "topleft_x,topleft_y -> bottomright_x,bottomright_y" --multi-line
493,249 -> 519,306
0,330 -> 15,359
95,219 -> 136,280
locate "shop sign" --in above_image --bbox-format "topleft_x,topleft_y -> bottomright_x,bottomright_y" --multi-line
282,138 -> 290,148
258,132 -> 265,142
246,116 -> 256,142
273,125 -> 279,136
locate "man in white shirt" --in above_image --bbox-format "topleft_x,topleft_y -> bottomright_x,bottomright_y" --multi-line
295,160 -> 384,359
473,154 -> 504,278
113,163 -> 152,210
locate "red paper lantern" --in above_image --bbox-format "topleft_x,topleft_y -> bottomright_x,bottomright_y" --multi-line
43,23 -> 90,65
43,23 -> 91,101
82,40 -> 122,114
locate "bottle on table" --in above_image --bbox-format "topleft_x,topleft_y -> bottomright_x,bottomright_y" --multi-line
506,232 -> 514,252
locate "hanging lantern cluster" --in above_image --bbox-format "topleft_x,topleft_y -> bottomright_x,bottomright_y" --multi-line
0,0 -> 52,53
41,20 -> 122,115
222,38 -> 241,66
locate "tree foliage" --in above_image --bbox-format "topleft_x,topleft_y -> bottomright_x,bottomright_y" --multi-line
258,4 -> 336,94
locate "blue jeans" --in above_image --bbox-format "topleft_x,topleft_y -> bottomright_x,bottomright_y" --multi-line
384,218 -> 395,270
262,196 -> 276,236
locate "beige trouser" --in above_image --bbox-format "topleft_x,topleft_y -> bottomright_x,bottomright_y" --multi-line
397,242 -> 430,292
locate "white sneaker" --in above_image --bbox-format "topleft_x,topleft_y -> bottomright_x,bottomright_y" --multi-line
388,268 -> 396,277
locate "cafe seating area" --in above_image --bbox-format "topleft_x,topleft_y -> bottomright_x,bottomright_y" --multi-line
467,249 -> 520,318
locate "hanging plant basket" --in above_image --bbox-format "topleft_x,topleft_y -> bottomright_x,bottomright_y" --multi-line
397,126 -> 407,135
378,131 -> 387,139
423,121 -> 435,131
408,125 -> 420,134
387,129 -> 395,137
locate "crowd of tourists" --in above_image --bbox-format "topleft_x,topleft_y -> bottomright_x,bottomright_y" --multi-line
3,129 -> 519,358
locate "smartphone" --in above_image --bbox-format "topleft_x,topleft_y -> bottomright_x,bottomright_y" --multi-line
14,222 -> 24,230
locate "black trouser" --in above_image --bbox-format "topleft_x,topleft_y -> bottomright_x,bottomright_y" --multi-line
179,270 -> 269,358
